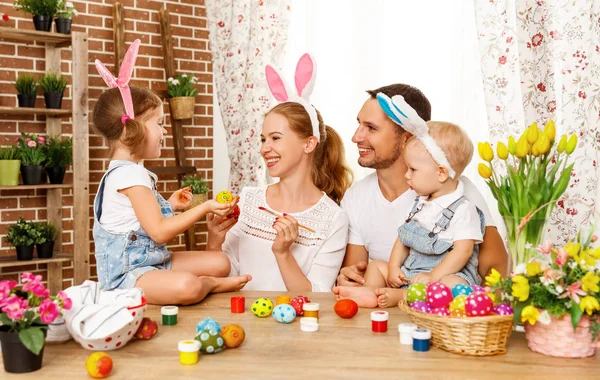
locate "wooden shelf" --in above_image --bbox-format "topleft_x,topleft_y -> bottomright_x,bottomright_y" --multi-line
0,106 -> 72,118
0,253 -> 72,269
0,26 -> 71,47
146,166 -> 197,175
0,183 -> 72,191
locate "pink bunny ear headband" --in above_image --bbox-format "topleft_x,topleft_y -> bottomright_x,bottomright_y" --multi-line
95,39 -> 141,124
265,53 -> 322,142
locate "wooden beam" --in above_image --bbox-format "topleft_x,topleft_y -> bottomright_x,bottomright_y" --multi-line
113,2 -> 125,72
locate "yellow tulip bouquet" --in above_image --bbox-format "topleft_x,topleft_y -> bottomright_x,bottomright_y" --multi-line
485,225 -> 600,336
477,121 -> 578,267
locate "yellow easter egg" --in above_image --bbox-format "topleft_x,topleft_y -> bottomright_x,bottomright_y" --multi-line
221,324 -> 245,348
251,297 -> 274,318
449,295 -> 467,312
216,190 -> 233,204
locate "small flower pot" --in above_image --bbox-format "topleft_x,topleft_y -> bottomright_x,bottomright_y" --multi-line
17,94 -> 36,108
185,193 -> 208,211
43,92 -> 63,109
32,15 -> 52,32
0,325 -> 47,373
36,240 -> 55,259
21,165 -> 43,185
525,314 -> 598,357
16,245 -> 35,261
169,96 -> 195,120
0,159 -> 21,186
55,18 -> 72,34
46,166 -> 66,184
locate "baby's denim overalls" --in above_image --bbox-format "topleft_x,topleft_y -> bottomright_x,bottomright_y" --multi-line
93,161 -> 173,290
399,196 -> 484,285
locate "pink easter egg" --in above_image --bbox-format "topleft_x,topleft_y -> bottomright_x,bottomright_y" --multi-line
465,292 -> 493,317
410,301 -> 432,314
426,282 -> 453,309
431,307 -> 450,317
493,303 -> 514,316
471,285 -> 485,293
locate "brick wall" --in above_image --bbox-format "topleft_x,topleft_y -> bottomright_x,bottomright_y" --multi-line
0,0 -> 214,288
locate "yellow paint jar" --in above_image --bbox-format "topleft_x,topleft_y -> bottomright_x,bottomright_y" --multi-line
178,340 -> 200,365
302,302 -> 320,319
276,295 -> 291,305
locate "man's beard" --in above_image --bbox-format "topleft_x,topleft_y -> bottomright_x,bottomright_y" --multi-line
357,139 -> 402,170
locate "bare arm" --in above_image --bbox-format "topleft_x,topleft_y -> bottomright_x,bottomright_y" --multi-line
122,186 -> 237,244
430,239 -> 474,282
387,237 -> 409,268
274,251 -> 312,292
478,226 -> 509,278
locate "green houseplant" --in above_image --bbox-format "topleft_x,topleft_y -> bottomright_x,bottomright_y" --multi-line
38,73 -> 67,109
43,136 -> 72,184
15,74 -> 37,108
181,174 -> 209,209
167,74 -> 198,120
4,218 -> 42,261
16,133 -> 46,185
14,0 -> 60,32
0,146 -> 21,186
34,222 -> 58,259
54,1 -> 77,34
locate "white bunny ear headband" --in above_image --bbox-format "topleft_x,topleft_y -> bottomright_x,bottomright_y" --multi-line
265,53 -> 321,142
376,93 -> 456,179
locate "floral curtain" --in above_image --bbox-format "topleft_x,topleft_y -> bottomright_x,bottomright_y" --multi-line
474,0 -> 600,242
207,0 -> 291,194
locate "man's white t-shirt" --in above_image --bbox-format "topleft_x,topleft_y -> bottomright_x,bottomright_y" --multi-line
340,172 -> 495,262
99,161 -> 153,234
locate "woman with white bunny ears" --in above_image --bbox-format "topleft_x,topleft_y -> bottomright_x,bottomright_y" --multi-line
210,54 -> 354,292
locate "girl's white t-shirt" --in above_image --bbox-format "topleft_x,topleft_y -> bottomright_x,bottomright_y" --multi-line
99,160 -> 153,233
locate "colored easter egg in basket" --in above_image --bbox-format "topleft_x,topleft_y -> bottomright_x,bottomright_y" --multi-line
426,282 -> 453,309
196,329 -> 225,354
196,317 -> 221,335
134,317 -> 158,340
334,299 -> 359,319
290,295 -> 311,316
471,284 -> 485,293
493,303 -> 514,316
228,204 -> 241,219
86,352 -> 113,378
220,324 -> 245,348
272,304 -> 297,323
216,190 -> 233,204
451,283 -> 473,298
449,295 -> 467,312
407,283 -> 427,304
465,292 -> 493,317
450,309 -> 468,317
410,301 -> 432,314
251,297 -> 274,318
431,307 -> 450,316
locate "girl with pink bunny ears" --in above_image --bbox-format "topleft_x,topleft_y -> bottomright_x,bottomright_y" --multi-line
91,39 -> 251,305
207,54 -> 353,292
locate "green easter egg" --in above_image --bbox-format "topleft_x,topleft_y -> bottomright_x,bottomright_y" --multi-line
407,283 -> 427,304
196,329 -> 225,354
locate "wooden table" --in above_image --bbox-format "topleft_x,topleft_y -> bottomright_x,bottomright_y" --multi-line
2,291 -> 599,379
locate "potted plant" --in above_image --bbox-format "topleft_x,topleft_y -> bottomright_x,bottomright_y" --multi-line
16,133 -> 46,185
43,135 -> 72,184
34,222 -> 58,259
14,0 -> 60,32
487,210 -> 600,358
55,0 -> 77,34
4,218 -> 42,261
167,73 -> 198,120
15,74 -> 37,108
0,146 -> 21,186
39,73 -> 67,109
477,121 -> 577,269
0,272 -> 72,373
181,174 -> 209,210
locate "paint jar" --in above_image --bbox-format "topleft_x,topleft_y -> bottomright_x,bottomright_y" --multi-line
161,306 -> 179,325
412,328 -> 431,352
303,303 -> 320,319
300,317 -> 319,332
178,340 -> 200,365
398,323 -> 418,345
370,311 -> 389,332
230,296 -> 245,313
276,295 -> 291,305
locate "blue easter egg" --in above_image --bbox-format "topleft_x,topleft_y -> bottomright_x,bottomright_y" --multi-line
196,317 -> 221,335
451,283 -> 473,298
272,304 -> 297,323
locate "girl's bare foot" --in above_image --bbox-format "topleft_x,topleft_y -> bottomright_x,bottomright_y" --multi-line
206,275 -> 252,293
332,286 -> 378,308
374,288 -> 407,308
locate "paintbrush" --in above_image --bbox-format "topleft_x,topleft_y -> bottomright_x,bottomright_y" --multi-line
258,206 -> 316,233
398,275 -> 410,283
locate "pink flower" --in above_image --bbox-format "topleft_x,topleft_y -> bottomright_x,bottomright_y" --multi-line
592,235 -> 598,242
555,248 -> 568,266
537,240 -> 552,254
27,140 -> 36,148
1,296 -> 28,320
57,291 -> 72,310
21,272 -> 37,283
22,274 -> 43,293
30,282 -> 49,299
498,55 -> 507,65
558,282 -> 586,304
38,298 -> 59,324
0,280 -> 17,307
37,136 -> 45,144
